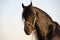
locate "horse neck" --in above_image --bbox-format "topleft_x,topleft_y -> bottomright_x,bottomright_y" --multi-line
34,23 -> 44,40
31,23 -> 43,40
34,7 -> 52,21
34,7 -> 54,40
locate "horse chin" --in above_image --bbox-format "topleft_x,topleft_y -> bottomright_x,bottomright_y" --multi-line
25,32 -> 31,35
24,30 -> 32,35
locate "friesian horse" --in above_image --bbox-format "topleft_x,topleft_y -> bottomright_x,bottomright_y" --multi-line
22,2 -> 60,40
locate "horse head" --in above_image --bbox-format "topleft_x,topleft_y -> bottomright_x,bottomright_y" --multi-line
22,2 -> 37,35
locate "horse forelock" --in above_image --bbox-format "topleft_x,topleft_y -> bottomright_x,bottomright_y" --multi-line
22,6 -> 36,21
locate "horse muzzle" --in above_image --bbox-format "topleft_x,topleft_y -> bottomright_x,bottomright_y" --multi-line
24,22 -> 34,35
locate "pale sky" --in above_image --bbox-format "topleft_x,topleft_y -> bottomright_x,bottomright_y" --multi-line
0,0 -> 60,40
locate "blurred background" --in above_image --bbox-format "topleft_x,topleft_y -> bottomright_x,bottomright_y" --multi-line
0,0 -> 60,40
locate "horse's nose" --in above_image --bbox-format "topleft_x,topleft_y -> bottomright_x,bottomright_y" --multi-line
24,25 -> 33,35
24,28 -> 31,35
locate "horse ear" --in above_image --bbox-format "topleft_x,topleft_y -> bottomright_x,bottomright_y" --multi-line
29,1 -> 32,7
22,3 -> 25,8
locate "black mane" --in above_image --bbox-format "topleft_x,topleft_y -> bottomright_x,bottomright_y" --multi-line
33,7 -> 53,21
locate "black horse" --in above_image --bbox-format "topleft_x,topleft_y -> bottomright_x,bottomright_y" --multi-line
22,2 -> 60,40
